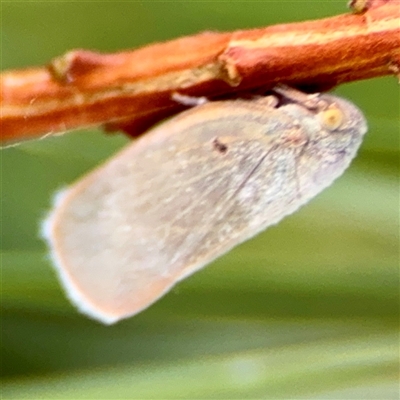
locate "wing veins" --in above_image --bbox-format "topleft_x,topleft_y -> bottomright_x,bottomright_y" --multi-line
168,149 -> 272,270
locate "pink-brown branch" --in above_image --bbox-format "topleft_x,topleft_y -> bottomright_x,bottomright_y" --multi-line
1,1 -> 399,145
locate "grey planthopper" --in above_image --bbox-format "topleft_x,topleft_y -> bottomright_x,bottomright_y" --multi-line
42,85 -> 368,324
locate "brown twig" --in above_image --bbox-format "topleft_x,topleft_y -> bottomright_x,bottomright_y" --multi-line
1,0 -> 399,145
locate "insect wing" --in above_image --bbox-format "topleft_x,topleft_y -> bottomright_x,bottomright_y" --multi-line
44,101 -> 299,323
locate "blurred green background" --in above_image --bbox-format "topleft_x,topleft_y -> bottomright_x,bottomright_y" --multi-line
1,1 -> 399,399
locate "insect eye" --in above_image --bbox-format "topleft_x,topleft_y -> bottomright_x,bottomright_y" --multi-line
319,108 -> 344,131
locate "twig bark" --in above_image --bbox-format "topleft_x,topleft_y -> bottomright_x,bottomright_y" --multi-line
1,0 -> 399,145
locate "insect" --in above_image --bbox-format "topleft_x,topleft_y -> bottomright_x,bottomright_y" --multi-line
42,86 -> 367,324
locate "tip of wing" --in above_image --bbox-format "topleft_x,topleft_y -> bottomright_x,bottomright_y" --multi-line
41,189 -> 122,325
